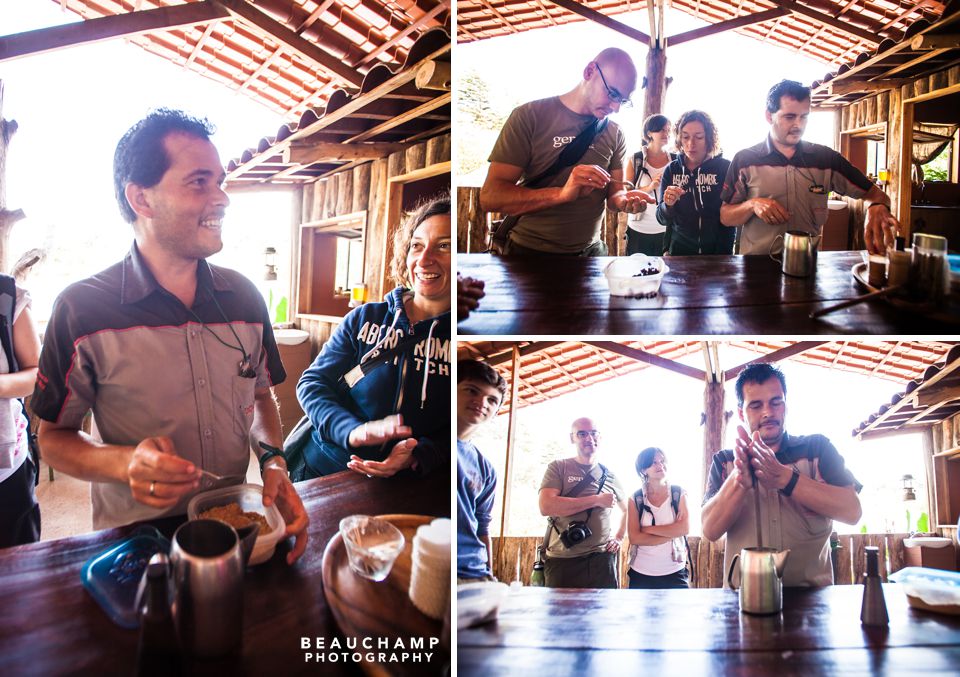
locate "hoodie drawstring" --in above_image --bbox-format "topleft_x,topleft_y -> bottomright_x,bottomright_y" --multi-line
420,318 -> 438,409
360,308 -> 401,365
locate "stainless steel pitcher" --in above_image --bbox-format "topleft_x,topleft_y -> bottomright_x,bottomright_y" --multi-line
169,519 -> 257,657
727,547 -> 791,615
771,231 -> 821,277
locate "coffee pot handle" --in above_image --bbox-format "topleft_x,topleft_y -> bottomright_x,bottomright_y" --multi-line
727,552 -> 741,590
769,234 -> 784,263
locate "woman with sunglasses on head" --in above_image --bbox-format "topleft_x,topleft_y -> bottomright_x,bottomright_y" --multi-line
656,110 -> 734,255
625,114 -> 673,256
294,193 -> 451,481
627,447 -> 690,589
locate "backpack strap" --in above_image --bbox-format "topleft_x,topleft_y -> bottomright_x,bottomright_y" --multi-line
633,486 -> 655,525
0,275 -> 18,373
670,485 -> 682,518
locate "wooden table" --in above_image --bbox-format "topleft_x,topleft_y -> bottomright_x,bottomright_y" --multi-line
458,585 -> 960,673
457,252 -> 959,335
0,470 -> 448,676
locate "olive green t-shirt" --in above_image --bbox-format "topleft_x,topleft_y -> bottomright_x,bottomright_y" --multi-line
488,96 -> 626,254
540,458 -> 626,559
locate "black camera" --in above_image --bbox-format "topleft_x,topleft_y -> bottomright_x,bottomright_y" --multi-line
558,520 -> 592,548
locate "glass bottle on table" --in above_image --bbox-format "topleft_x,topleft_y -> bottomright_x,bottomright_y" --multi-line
530,545 -> 545,587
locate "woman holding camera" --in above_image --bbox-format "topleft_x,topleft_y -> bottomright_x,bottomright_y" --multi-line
627,447 -> 690,589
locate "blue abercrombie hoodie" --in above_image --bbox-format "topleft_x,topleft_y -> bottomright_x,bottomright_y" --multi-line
655,154 -> 734,255
296,286 -> 450,476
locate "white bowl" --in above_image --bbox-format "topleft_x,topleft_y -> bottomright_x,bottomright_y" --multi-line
903,536 -> 953,549
604,254 -> 669,297
187,484 -> 285,565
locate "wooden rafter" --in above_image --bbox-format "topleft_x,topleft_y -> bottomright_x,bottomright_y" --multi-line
343,92 -> 450,143
290,141 -> 409,163
185,19 -> 218,67
487,342 -> 564,366
239,45 -> 285,93
771,0 -> 882,45
539,352 -> 586,392
213,0 -> 364,86
226,41 -> 448,180
723,341 -> 828,381
479,0 -> 520,34
547,0 -> 651,44
669,7 -> 789,46
0,1 -> 230,62
586,342 -> 706,381
296,0 -> 338,33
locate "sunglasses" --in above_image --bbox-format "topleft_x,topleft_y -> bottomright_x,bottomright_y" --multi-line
595,64 -> 633,108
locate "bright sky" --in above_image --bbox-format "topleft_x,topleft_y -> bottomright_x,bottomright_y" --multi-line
1,4 -> 294,320
455,8 -> 836,182
469,344 -> 931,538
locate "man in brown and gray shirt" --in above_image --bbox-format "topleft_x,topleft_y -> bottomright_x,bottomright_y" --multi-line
32,110 -> 308,563
481,48 -> 652,255
720,80 -> 899,255
701,363 -> 862,587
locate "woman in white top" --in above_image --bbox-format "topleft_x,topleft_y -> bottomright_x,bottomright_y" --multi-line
0,277 -> 42,548
624,115 -> 673,256
627,447 -> 690,589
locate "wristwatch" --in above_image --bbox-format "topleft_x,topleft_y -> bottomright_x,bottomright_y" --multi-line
780,466 -> 801,497
258,442 -> 287,472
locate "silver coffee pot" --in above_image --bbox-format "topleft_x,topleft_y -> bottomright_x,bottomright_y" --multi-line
771,230 -> 821,277
168,519 -> 258,657
727,547 -> 791,615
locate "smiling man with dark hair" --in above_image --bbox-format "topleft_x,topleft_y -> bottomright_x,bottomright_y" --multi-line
32,109 -> 309,563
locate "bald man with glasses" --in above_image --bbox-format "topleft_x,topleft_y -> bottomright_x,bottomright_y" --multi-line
481,48 -> 653,256
538,417 -> 628,588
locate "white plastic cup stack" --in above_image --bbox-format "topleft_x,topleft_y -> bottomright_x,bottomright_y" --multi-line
408,517 -> 451,620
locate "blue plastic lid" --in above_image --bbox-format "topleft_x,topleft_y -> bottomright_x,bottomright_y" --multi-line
80,525 -> 170,629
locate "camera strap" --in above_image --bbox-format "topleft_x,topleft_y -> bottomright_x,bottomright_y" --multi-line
544,460 -> 609,549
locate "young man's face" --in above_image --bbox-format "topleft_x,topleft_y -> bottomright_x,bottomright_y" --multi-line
457,379 -> 502,428
766,95 -> 810,148
738,377 -> 787,447
137,131 -> 229,261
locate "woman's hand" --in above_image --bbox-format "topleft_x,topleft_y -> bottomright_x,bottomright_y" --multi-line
347,414 -> 412,448
347,438 -> 418,478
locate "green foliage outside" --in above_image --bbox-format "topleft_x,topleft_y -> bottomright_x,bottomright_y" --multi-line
916,512 -> 929,533
456,68 -> 516,181
923,143 -> 951,182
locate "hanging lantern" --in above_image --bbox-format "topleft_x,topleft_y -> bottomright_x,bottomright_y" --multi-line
263,247 -> 277,281
901,474 -> 916,502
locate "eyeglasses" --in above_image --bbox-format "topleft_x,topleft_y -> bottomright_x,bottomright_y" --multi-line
594,64 -> 633,108
575,430 -> 601,440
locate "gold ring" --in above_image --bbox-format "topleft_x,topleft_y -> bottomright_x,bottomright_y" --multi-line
149,480 -> 156,497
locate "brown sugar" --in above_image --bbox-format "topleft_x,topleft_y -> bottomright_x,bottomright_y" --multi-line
198,503 -> 269,530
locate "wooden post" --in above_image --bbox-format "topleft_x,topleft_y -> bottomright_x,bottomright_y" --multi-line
703,378 -> 726,493
897,94 -> 913,240
0,81 -> 26,274
923,427 -> 939,527
643,45 -> 668,120
497,344 -> 521,581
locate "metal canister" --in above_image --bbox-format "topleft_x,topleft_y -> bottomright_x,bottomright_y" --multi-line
910,233 -> 949,302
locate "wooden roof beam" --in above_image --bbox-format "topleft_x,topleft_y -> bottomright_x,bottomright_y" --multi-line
723,341 -> 828,382
910,33 -> 960,51
355,1 -> 450,68
487,342 -> 565,366
829,78 -> 911,95
296,0 -> 338,33
289,141 -> 408,163
585,342 -> 706,381
343,91 -> 450,143
0,1 -> 230,62
770,0 -> 881,45
669,8 -> 790,47
213,0 -> 363,87
185,19 -> 219,67
884,48 -> 952,77
546,0 -> 651,44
